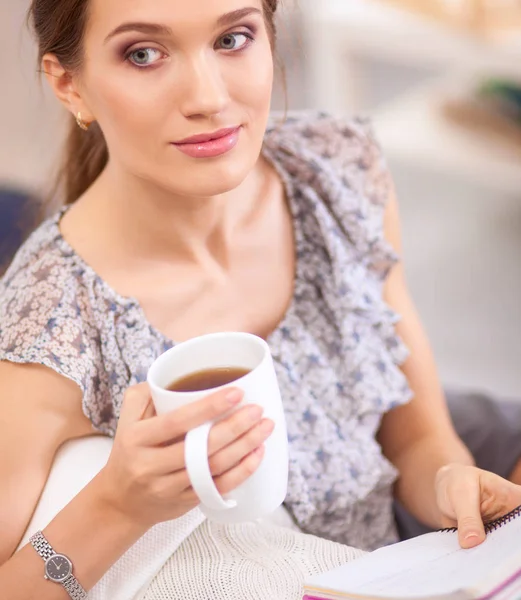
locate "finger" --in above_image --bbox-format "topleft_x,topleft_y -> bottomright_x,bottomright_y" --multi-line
117,383 -> 154,429
145,415 -> 273,477
512,482 -> 521,506
207,405 -> 264,456
208,418 -> 274,476
477,471 -> 521,522
440,514 -> 457,530
449,474 -> 486,548
141,396 -> 157,420
179,445 -> 266,504
135,387 -> 243,446
214,445 -> 266,495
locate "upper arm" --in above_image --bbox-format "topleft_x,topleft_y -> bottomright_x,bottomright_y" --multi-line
0,361 -> 93,564
377,192 -> 459,464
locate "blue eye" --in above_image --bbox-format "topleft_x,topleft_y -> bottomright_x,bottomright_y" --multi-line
127,48 -> 164,67
217,33 -> 252,52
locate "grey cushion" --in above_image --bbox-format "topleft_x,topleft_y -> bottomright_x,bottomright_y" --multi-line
0,188 -> 41,275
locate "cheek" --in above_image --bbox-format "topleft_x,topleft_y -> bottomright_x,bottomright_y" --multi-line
227,47 -> 274,143
239,48 -> 274,113
86,67 -> 170,151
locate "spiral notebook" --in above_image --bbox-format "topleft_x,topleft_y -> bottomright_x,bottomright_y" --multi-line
303,506 -> 521,600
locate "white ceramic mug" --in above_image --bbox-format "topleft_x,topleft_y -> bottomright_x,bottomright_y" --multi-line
147,332 -> 289,523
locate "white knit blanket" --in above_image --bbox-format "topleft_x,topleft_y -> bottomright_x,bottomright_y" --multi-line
18,437 -> 364,600
142,519 -> 364,600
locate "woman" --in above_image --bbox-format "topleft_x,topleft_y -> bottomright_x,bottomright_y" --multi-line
1,0 -> 521,598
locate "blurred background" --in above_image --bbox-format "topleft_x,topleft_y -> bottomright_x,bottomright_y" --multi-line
1,0 -> 520,398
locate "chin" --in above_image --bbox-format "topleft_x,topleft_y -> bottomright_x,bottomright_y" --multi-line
170,156 -> 257,197
183,177 -> 243,198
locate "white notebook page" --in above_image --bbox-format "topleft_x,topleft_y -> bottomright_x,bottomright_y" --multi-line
307,515 -> 521,599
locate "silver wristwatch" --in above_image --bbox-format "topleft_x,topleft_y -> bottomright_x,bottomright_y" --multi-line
30,531 -> 87,599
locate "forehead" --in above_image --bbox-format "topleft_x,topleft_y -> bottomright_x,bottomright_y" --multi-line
87,0 -> 265,37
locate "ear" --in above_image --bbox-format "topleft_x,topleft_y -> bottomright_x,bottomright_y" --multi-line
42,53 -> 95,125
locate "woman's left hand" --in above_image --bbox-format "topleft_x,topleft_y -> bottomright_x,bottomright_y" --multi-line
435,464 -> 521,548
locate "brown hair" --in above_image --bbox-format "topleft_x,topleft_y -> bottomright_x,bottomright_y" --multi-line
28,0 -> 280,205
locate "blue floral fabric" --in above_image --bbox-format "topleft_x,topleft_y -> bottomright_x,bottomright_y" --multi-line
0,112 -> 412,551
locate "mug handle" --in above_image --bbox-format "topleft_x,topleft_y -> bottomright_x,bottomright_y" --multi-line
184,422 -> 238,511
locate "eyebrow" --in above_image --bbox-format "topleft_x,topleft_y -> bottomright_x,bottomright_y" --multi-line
217,7 -> 262,27
104,7 -> 262,44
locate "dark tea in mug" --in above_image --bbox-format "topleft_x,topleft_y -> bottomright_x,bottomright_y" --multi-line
167,366 -> 251,393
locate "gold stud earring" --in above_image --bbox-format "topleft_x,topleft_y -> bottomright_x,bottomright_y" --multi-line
75,112 -> 89,131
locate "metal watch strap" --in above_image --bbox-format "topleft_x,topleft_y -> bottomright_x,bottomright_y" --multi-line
30,531 -> 55,560
30,531 -> 87,599
62,573 -> 88,600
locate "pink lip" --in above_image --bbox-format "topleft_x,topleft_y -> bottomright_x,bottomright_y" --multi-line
172,126 -> 242,159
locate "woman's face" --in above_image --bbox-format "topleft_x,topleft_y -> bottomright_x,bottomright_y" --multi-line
75,0 -> 274,196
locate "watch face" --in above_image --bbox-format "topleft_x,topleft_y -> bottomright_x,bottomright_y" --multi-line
45,554 -> 72,582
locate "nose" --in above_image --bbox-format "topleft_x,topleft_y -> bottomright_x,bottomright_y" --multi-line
178,53 -> 229,119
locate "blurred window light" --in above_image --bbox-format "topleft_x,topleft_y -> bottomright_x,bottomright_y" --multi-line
378,0 -> 521,36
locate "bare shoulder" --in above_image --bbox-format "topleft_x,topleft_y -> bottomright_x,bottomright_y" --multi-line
0,361 -> 93,438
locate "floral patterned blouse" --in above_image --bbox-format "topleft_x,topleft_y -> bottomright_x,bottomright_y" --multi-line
0,112 -> 412,551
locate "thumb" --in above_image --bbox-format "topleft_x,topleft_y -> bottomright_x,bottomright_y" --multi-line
450,476 -> 486,549
457,514 -> 486,549
118,383 -> 155,428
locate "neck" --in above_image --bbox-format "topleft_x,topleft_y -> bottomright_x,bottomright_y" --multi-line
83,157 -> 270,268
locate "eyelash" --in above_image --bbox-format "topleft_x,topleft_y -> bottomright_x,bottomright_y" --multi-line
217,31 -> 255,52
124,29 -> 256,69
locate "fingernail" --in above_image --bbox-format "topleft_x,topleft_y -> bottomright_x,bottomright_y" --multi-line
464,532 -> 479,541
260,419 -> 275,434
247,405 -> 263,421
225,389 -> 242,405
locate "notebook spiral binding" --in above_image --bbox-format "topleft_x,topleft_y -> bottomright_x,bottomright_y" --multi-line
440,504 -> 521,534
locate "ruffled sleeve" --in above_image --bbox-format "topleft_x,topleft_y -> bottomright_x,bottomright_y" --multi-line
265,112 -> 412,413
268,112 -> 399,280
261,113 -> 415,549
0,234 -> 109,432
